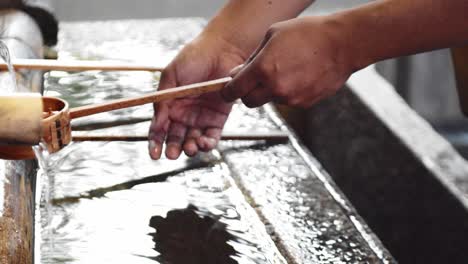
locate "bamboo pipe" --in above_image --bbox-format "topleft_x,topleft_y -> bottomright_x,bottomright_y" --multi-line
0,58 -> 164,72
0,93 -> 42,145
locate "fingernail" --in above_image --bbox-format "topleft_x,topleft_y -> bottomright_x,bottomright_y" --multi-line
149,140 -> 161,159
166,144 -> 180,160
184,145 -> 197,157
199,136 -> 217,150
206,137 -> 217,148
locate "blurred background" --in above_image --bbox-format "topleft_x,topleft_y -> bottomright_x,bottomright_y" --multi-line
50,0 -> 371,20
48,0 -> 467,158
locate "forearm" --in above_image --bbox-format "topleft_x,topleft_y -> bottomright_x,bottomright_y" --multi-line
333,0 -> 468,70
203,0 -> 313,57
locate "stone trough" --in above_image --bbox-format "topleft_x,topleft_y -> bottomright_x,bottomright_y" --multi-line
305,66 -> 468,264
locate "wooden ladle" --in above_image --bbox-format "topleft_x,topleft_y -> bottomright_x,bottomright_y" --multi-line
0,77 -> 231,160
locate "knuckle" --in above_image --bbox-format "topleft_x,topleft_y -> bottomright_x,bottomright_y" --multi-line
286,97 -> 300,107
268,22 -> 284,33
294,100 -> 310,109
265,26 -> 278,38
242,97 -> 257,108
221,84 -> 238,101
271,88 -> 286,99
256,61 -> 273,77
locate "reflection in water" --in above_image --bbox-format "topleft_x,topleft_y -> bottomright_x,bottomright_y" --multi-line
39,142 -> 286,264
149,205 -> 237,264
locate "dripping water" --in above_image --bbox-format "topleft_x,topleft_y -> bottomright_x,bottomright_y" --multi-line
0,40 -> 55,262
33,142 -> 54,264
0,40 -> 17,92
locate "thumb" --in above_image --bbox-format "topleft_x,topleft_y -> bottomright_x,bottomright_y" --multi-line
221,31 -> 273,102
245,28 -> 273,64
229,64 -> 245,77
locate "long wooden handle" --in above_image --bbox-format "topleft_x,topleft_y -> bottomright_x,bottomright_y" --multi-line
0,58 -> 164,72
69,77 -> 232,119
72,131 -> 289,142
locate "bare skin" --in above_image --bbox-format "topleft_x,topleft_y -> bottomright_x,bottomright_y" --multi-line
149,0 -> 311,160
149,0 -> 468,160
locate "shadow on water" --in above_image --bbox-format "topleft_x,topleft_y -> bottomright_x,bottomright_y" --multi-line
50,159 -> 217,205
148,205 -> 238,264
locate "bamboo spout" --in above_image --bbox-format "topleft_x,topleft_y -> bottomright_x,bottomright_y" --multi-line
0,58 -> 164,72
0,93 -> 42,145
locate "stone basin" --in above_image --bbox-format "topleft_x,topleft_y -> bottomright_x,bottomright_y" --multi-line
36,18 -> 394,264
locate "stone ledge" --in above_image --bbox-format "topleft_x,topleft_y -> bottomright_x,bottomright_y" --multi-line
305,66 -> 468,263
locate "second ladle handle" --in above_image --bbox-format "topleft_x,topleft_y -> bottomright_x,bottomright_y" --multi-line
69,77 -> 232,119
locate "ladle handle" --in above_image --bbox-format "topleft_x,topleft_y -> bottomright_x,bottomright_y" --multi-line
1,58 -> 164,72
69,77 -> 232,119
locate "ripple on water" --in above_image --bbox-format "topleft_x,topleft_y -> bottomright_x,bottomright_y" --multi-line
40,158 -> 287,264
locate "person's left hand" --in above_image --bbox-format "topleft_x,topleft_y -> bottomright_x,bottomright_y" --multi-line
222,16 -> 361,108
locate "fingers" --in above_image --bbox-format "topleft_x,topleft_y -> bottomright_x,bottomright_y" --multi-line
221,33 -> 273,103
148,102 -> 170,160
183,128 -> 201,157
165,122 -> 188,160
222,53 -> 278,107
149,66 -> 176,160
182,127 -> 222,156
221,64 -> 259,103
246,28 -> 273,64
242,85 -> 272,108
148,40 -> 235,160
197,128 -> 222,152
229,64 -> 244,77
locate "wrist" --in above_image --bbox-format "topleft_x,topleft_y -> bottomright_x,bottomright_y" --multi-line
201,17 -> 256,60
190,29 -> 250,67
323,12 -> 376,73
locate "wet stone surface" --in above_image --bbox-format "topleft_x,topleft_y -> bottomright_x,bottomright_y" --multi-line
220,142 -> 390,263
38,18 -> 394,263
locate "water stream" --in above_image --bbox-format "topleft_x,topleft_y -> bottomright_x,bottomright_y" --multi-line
0,40 -> 17,92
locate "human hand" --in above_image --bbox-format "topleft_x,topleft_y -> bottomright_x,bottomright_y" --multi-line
148,35 -> 246,160
222,16 -> 360,108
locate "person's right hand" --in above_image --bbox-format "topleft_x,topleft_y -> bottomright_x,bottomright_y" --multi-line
148,34 -> 247,160
221,16 -> 357,109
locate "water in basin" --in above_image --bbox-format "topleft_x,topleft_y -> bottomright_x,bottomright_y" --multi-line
37,66 -> 286,263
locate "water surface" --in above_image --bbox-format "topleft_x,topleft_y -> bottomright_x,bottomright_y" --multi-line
39,43 -> 286,264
